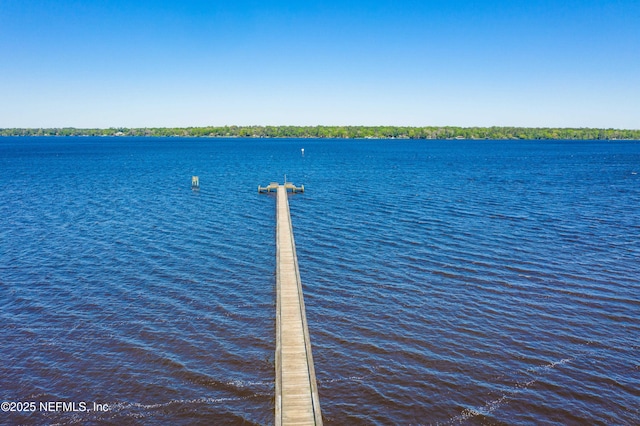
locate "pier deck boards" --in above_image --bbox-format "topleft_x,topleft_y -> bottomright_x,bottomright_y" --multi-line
275,185 -> 322,426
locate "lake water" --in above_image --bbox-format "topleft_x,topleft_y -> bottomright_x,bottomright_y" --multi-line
1,137 -> 638,425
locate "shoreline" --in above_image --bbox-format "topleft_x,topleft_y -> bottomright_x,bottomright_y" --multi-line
2,125 -> 640,141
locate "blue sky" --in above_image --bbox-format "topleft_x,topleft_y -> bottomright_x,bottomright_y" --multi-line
1,0 -> 638,128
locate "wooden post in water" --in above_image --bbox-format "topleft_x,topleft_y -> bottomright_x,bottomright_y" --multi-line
262,182 -> 321,425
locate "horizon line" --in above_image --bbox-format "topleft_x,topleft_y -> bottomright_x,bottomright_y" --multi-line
2,125 -> 640,131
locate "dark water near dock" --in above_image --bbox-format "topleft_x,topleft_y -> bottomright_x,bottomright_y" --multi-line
1,137 -> 638,424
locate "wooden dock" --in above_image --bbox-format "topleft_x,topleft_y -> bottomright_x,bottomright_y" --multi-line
268,183 -> 322,425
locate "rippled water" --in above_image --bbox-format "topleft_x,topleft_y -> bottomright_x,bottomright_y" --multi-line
1,137 -> 638,425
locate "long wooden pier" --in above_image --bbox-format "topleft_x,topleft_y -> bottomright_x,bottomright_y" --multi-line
265,183 -> 322,425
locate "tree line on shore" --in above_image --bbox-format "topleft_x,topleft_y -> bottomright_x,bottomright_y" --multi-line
1,126 -> 639,140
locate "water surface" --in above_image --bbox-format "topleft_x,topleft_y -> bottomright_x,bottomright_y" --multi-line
1,137 -> 638,424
